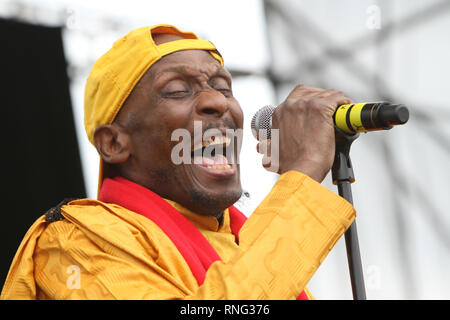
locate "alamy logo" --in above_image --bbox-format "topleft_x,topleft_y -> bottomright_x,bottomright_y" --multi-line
170,121 -> 243,165
66,265 -> 81,289
366,5 -> 381,30
170,121 -> 280,172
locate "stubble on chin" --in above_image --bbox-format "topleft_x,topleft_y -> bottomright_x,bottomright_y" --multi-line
150,163 -> 242,216
187,187 -> 243,216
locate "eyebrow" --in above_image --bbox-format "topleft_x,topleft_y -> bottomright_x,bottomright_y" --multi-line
154,64 -> 230,82
160,65 -> 192,75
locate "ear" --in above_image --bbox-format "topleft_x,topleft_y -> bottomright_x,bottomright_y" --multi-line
93,124 -> 131,164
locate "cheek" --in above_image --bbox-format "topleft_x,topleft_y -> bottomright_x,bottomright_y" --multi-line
130,112 -> 170,157
138,111 -> 192,164
231,100 -> 244,128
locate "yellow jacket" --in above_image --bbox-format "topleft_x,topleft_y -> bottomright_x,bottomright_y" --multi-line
1,171 -> 355,299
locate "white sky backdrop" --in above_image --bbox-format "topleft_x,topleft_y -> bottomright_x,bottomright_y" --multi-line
1,0 -> 449,299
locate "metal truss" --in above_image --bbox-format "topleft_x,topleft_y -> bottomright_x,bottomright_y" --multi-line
262,0 -> 450,298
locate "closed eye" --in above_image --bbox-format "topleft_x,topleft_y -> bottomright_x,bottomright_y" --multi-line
217,88 -> 232,97
210,77 -> 232,97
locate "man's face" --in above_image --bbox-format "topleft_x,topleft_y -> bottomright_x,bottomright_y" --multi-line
114,48 -> 244,215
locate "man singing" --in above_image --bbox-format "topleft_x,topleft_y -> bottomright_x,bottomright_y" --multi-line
1,24 -> 355,299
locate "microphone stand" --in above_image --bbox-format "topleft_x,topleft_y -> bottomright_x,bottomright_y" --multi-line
331,128 -> 367,300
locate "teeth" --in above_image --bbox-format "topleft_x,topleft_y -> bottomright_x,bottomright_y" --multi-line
206,164 -> 231,170
202,135 -> 231,148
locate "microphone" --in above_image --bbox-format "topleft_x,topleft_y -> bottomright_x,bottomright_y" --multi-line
251,102 -> 409,138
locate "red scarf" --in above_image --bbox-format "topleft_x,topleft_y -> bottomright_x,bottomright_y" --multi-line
99,176 -> 308,300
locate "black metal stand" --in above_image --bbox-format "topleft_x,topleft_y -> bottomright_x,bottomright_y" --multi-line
331,128 -> 367,300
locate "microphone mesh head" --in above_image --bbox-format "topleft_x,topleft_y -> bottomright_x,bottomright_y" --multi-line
251,105 -> 275,140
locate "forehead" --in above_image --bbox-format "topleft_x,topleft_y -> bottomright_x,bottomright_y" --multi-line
146,49 -> 226,82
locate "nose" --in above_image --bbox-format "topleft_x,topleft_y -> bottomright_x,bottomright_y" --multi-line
195,89 -> 228,118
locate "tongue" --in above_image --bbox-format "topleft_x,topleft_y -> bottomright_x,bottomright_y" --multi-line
193,154 -> 229,166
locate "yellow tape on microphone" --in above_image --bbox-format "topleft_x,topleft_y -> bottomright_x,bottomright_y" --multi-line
334,103 -> 366,134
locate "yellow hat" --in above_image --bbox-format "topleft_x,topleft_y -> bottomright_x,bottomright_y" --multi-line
84,24 -> 224,195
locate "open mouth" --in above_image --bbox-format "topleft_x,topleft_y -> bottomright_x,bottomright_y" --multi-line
190,135 -> 236,175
